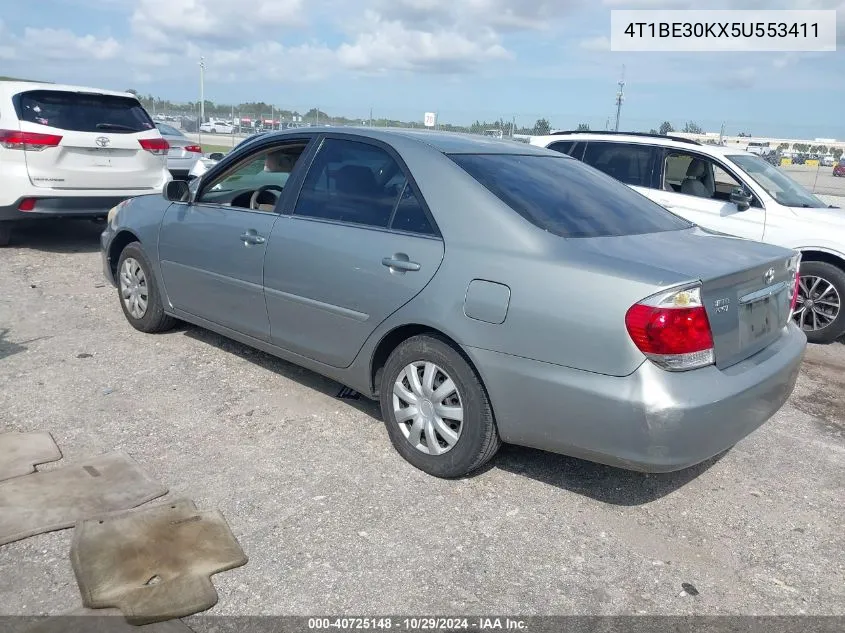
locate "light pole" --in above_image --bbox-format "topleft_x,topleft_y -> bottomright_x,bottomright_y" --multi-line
198,56 -> 206,147
614,64 -> 625,132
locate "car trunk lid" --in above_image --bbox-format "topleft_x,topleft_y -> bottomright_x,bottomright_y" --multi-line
571,226 -> 798,369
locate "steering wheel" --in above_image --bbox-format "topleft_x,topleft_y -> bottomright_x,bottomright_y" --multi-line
249,184 -> 284,210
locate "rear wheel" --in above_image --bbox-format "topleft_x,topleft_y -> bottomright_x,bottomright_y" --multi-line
0,223 -> 11,246
379,334 -> 500,478
793,261 -> 845,344
116,242 -> 176,333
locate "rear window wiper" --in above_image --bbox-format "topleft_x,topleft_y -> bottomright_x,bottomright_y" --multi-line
95,123 -> 139,131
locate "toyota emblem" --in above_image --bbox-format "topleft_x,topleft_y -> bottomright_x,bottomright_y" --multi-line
95,136 -> 110,148
764,268 -> 775,285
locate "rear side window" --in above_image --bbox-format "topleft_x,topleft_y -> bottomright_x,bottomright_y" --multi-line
296,138 -> 435,236
14,90 -> 155,134
449,154 -> 692,239
547,141 -> 574,155
582,142 -> 658,187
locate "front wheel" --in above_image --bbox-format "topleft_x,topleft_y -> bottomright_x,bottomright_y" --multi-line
793,261 -> 845,344
379,334 -> 500,478
116,242 -> 176,333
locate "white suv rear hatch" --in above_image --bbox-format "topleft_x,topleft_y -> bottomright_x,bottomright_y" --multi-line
13,89 -> 167,190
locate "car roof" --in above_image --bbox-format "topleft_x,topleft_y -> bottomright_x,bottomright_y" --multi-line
532,132 -> 755,158
0,80 -> 139,100
260,126 -> 557,156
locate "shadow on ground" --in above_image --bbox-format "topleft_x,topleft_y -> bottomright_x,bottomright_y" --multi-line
180,323 -> 720,504
0,328 -> 28,361
6,219 -> 104,254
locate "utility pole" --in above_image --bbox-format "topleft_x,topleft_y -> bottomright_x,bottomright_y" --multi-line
198,56 -> 205,147
369,107 -> 373,127
719,121 -> 726,145
614,64 -> 625,132
512,115 -> 516,138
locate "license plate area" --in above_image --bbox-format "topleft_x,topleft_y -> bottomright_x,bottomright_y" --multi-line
739,287 -> 787,347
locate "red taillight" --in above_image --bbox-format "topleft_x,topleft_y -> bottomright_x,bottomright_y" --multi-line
18,198 -> 36,211
138,138 -> 170,155
625,285 -> 715,371
0,129 -> 62,151
184,145 -> 202,153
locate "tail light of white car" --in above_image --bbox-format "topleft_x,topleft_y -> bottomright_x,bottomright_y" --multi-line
625,284 -> 715,371
0,130 -> 62,151
184,145 -> 202,153
138,138 -> 170,156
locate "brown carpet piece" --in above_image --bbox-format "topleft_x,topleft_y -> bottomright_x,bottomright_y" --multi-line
0,451 -> 167,546
25,607 -> 194,633
0,431 -> 62,481
71,498 -> 248,625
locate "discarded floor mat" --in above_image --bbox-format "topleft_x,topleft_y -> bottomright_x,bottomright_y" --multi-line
0,451 -> 167,546
0,431 -> 62,481
71,498 -> 248,625
24,607 -> 194,633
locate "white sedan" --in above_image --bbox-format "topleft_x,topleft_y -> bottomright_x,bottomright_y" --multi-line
199,121 -> 234,134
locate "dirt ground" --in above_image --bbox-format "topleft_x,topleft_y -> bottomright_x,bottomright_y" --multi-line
0,219 -> 843,617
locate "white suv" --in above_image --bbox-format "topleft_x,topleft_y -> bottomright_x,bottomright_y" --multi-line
0,81 -> 171,245
199,120 -> 234,134
531,131 -> 845,344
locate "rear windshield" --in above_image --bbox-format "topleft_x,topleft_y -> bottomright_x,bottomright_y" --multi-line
449,154 -> 693,238
14,90 -> 155,134
155,123 -> 183,137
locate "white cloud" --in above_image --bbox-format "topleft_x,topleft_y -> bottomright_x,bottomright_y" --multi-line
0,26 -> 120,62
579,35 -> 611,51
336,11 -> 510,73
131,0 -> 305,45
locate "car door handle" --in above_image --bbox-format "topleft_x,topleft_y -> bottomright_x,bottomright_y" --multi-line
240,231 -> 266,245
382,255 -> 420,272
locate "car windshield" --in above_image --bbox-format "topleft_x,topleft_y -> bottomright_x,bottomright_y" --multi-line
15,90 -> 155,133
450,154 -> 693,238
728,154 -> 827,208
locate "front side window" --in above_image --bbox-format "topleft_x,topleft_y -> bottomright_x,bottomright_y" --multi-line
197,143 -> 307,210
729,154 -> 827,208
581,142 -> 657,187
15,90 -> 155,133
295,138 -> 407,229
450,153 -> 692,239
663,152 -> 744,202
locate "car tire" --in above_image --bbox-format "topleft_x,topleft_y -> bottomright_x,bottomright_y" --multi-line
0,222 -> 11,247
379,334 -> 501,478
210,128 -> 217,134
116,242 -> 176,334
794,260 -> 845,344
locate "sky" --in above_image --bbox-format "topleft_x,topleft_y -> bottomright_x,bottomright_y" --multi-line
0,0 -> 843,138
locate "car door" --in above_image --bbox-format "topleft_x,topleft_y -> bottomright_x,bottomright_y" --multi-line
652,149 -> 765,241
157,137 -> 314,340
263,135 -> 445,368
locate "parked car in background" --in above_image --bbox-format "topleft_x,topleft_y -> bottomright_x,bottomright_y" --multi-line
102,128 -> 804,478
834,158 -> 845,177
531,131 -> 845,344
0,81 -> 170,246
155,122 -> 202,179
187,133 -> 268,179
820,155 -> 835,167
199,120 -> 234,134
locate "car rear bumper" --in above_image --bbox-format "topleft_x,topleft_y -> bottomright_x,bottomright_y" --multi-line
466,322 -> 806,472
0,196 -> 136,221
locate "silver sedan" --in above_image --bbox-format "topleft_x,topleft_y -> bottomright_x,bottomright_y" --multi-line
101,128 -> 806,478
155,122 -> 202,179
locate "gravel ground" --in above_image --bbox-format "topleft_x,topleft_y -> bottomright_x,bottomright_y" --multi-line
0,219 -> 843,617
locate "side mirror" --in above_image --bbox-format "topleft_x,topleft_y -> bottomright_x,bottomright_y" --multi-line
208,152 -> 225,161
163,179 -> 190,202
730,186 -> 752,211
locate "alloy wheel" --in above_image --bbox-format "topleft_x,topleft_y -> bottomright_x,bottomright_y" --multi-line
794,274 -> 841,332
